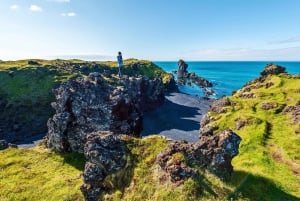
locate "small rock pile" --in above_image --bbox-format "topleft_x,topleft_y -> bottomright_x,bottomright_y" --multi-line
282,100 -> 300,134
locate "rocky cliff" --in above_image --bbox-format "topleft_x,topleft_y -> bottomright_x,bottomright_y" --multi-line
2,61 -> 298,201
46,72 -> 165,153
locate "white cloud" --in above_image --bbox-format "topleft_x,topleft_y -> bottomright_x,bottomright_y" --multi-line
10,4 -> 20,11
61,12 -> 76,17
29,5 -> 43,12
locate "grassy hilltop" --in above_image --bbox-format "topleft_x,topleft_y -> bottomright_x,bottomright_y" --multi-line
0,58 -> 172,106
0,59 -> 172,142
0,62 -> 300,200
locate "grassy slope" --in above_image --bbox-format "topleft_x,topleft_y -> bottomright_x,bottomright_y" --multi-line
0,136 -> 231,201
210,73 -> 300,200
0,145 -> 85,201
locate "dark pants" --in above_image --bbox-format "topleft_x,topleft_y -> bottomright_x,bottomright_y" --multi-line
118,66 -> 123,77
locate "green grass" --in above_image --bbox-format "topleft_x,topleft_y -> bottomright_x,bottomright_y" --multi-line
0,68 -> 56,103
0,145 -> 85,201
1,61 -> 299,200
0,59 -> 172,104
208,73 -> 300,200
104,136 -> 233,201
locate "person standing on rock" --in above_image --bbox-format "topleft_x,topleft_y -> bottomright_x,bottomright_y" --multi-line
117,51 -> 123,78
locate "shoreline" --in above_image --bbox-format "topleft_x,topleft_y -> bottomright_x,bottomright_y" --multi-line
142,92 -> 213,142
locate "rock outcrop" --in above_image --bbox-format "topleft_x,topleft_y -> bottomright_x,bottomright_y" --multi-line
172,70 -> 215,97
260,63 -> 286,77
209,96 -> 231,113
80,132 -> 130,201
188,72 -> 213,87
261,102 -> 279,110
234,63 -> 287,99
46,73 -> 165,153
198,97 -> 232,137
282,100 -> 300,125
156,129 -> 241,183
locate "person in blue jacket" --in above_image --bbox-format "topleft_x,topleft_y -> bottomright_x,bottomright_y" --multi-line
117,51 -> 123,78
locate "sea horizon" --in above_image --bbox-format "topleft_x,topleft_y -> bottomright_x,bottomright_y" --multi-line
154,61 -> 299,99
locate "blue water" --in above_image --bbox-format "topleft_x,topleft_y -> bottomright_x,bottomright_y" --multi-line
154,61 -> 300,98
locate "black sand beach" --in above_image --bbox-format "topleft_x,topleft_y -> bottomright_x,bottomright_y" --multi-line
18,92 -> 213,148
142,92 -> 213,142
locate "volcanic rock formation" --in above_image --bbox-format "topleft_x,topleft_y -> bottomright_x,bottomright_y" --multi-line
46,72 -> 165,153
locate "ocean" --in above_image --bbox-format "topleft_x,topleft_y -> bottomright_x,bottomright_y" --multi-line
154,61 -> 300,98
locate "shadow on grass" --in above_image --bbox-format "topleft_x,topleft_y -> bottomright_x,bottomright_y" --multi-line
262,121 -> 272,146
196,173 -> 218,198
61,152 -> 86,171
227,170 -> 300,201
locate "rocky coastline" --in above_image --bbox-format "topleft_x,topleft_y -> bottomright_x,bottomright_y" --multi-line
2,60 -> 297,200
43,65 -> 241,200
0,59 -> 242,200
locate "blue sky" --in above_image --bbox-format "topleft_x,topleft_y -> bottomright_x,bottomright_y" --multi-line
1,0 -> 300,61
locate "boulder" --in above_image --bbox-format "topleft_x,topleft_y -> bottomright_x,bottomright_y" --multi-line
235,117 -> 247,130
196,129 -> 241,177
261,102 -> 279,110
282,101 -> 300,124
189,73 -> 213,87
156,141 -> 197,186
209,97 -> 231,113
80,132 -> 129,201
